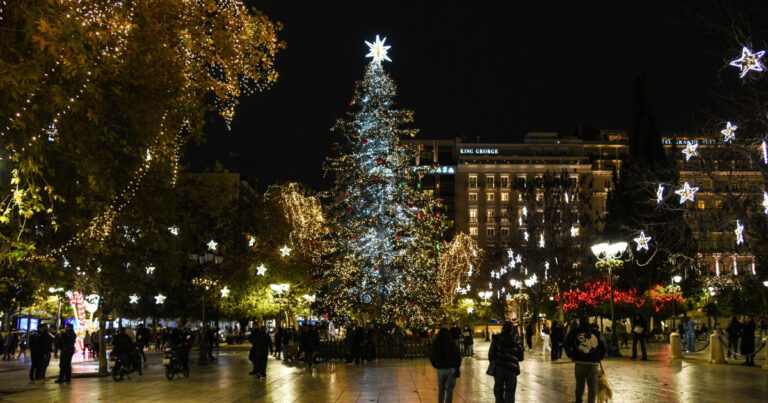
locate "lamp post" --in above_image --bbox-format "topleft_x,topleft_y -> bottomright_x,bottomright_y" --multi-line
190,241 -> 223,365
479,290 -> 493,341
671,275 -> 682,330
48,287 -> 64,330
591,241 -> 627,357
302,294 -> 316,321
270,284 -> 291,326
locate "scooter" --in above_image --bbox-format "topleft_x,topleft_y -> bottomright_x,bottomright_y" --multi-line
110,346 -> 143,381
163,347 -> 189,380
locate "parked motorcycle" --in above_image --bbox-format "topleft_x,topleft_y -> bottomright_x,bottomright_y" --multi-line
110,346 -> 143,381
163,347 -> 189,380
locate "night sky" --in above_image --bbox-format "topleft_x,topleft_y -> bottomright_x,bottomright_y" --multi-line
186,0 -> 747,190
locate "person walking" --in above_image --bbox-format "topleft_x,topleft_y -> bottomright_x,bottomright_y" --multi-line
28,323 -> 53,382
725,316 -> 740,359
489,322 -> 524,403
740,315 -> 756,366
759,314 -> 768,339
462,326 -> 474,356
616,319 -> 628,348
550,320 -> 564,361
564,315 -> 607,403
540,323 -> 551,357
56,324 -> 76,383
3,329 -> 18,361
683,317 -> 697,353
524,321 -> 533,351
353,323 -> 365,365
274,327 -> 284,360
300,323 -> 319,369
248,325 -> 273,377
430,327 -> 461,403
630,313 -> 647,360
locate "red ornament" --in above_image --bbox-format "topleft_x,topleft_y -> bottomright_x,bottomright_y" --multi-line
343,190 -> 348,196
309,240 -> 316,245
433,227 -> 438,232
373,174 -> 379,179
395,234 -> 401,239
387,75 -> 392,80
355,84 -> 360,88
312,279 -> 318,283
340,259 -> 345,264
408,203 -> 414,208
376,158 -> 383,164
417,213 -> 422,219
436,212 -> 441,217
346,209 -> 352,214
396,143 -> 402,149
420,145 -> 425,151
363,139 -> 368,144
331,146 -> 337,151
349,237 -> 355,241
433,267 -> 439,272
348,101 -> 354,106
373,266 -> 379,271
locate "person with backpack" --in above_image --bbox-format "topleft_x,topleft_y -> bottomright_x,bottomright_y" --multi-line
489,322 -> 525,403
564,314 -> 607,403
430,327 -> 461,403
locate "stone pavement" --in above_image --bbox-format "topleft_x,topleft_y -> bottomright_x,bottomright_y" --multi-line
0,341 -> 766,402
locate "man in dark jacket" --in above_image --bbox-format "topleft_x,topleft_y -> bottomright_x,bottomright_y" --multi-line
740,315 -> 756,366
431,327 -> 461,403
249,325 -> 273,377
56,324 -> 76,383
489,322 -> 524,403
564,315 -> 607,403
550,320 -> 564,361
353,324 -> 365,365
300,323 -> 320,369
524,321 -> 533,351
29,323 -> 54,382
725,316 -> 740,359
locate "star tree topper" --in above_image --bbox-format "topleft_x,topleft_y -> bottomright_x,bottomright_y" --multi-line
634,231 -> 652,251
730,46 -> 765,78
365,35 -> 392,64
721,121 -> 737,143
675,182 -> 699,204
682,142 -> 698,161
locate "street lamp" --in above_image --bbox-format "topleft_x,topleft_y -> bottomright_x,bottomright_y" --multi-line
591,241 -> 627,357
48,288 -> 64,330
671,276 -> 682,329
270,284 -> 291,325
479,290 -> 493,341
190,242 -> 223,365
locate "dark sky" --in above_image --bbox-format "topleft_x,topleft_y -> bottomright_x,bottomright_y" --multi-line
186,0 -> 743,190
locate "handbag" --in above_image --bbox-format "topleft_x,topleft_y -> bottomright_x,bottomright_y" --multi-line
633,326 -> 644,334
485,360 -> 496,376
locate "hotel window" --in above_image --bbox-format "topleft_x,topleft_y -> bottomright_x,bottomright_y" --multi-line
487,193 -> 495,202
487,227 -> 495,237
713,200 -> 723,209
486,176 -> 495,188
469,175 -> 478,188
697,199 -> 706,210
535,176 -> 543,187
604,179 -> 612,189
518,193 -> 523,202
517,176 -> 526,188
487,210 -> 495,222
469,193 -> 478,201
501,193 -> 509,202
501,176 -> 509,188
469,209 -> 478,223
469,227 -> 478,236
501,227 -> 510,237
536,191 -> 543,202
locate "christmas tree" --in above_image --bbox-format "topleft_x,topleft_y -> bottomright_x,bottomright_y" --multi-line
316,36 -> 442,327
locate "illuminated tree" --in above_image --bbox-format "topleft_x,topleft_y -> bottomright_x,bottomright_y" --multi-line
316,37 -> 442,327
437,232 -> 483,308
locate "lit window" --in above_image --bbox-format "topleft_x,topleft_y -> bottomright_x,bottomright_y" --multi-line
518,193 -> 523,202
487,193 -> 495,202
501,193 -> 509,202
604,179 -> 612,189
469,175 -> 478,187
487,210 -> 494,221
536,191 -> 543,202
469,193 -> 478,201
697,200 -> 706,210
469,227 -> 478,236
486,176 -> 495,188
501,227 -> 510,237
501,176 -> 509,188
469,209 -> 478,223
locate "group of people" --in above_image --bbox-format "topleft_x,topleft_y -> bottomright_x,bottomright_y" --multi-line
343,322 -> 378,364
249,322 -> 320,377
725,314 -> 760,365
7,323 -> 78,384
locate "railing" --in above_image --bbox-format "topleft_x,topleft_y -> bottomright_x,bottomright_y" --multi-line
316,338 -> 475,361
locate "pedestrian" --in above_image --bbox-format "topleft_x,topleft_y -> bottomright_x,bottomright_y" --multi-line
56,324 -> 76,383
52,329 -> 61,359
300,323 -> 319,369
759,314 -> 768,339
90,331 -> 100,357
616,320 -> 628,348
29,323 -> 53,382
564,314 -> 607,403
248,325 -> 273,377
83,331 -> 91,357
462,326 -> 474,356
274,327 -> 284,360
540,322 -> 551,357
430,327 -> 461,403
740,315 -> 756,366
683,317 -> 697,353
489,322 -> 525,403
630,313 -> 647,361
550,320 -> 564,361
353,323 -> 365,364
725,316 -> 740,359
3,329 -> 18,360
282,327 -> 292,361
17,334 -> 28,360
365,326 -> 377,363
524,321 -> 533,351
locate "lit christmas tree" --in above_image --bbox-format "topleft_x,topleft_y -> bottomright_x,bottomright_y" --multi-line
316,36 -> 442,327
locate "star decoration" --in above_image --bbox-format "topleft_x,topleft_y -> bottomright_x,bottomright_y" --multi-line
146,266 -> 155,275
675,182 -> 699,204
656,184 -> 664,204
538,233 -> 545,248
682,142 -> 698,161
763,140 -> 768,165
145,149 -> 152,162
154,294 -> 166,304
523,231 -> 529,242
168,226 -> 179,236
255,263 -> 267,276
220,286 -> 230,298
763,192 -> 768,214
721,121 -> 737,143
365,35 -> 392,64
207,240 -> 218,251
634,231 -> 652,251
730,46 -> 765,78
507,248 -> 515,260
129,294 -> 140,304
248,236 -> 256,247
279,244 -> 292,257
735,220 -> 745,245
570,225 -> 579,237
466,306 -> 474,314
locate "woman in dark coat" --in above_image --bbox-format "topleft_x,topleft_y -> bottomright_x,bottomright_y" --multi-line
725,316 -> 740,359
740,315 -> 756,366
248,326 -> 273,377
430,328 -> 461,403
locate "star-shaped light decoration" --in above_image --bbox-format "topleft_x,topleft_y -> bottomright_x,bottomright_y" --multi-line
248,236 -> 256,248
279,244 -> 292,257
523,231 -> 529,242
255,263 -> 267,276
634,231 -> 652,251
570,225 -> 579,237
129,294 -> 140,304
675,182 -> 699,204
564,192 -> 570,204
146,266 -> 155,275
207,239 -> 218,251
168,226 -> 179,236
682,142 -> 698,161
656,184 -> 664,204
466,306 -> 474,314
365,35 -> 392,64
154,293 -> 166,304
145,149 -> 152,162
220,286 -> 230,298
721,121 -> 738,143
763,191 -> 768,214
507,249 -> 515,260
735,220 -> 745,245
538,233 -> 545,248
730,46 -> 766,78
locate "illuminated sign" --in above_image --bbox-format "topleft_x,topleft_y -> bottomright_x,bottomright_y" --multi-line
460,148 -> 499,155
427,166 -> 455,174
661,139 -> 715,145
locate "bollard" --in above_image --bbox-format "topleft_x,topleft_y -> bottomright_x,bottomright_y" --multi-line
709,333 -> 726,364
669,332 -> 682,359
763,338 -> 768,370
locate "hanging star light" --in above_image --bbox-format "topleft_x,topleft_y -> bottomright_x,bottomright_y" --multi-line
220,286 -> 230,298
675,182 -> 699,204
154,294 -> 166,304
146,266 -> 155,275
467,306 -> 474,314
207,240 -> 218,251
634,231 -> 652,251
248,236 -> 256,247
762,140 -> 767,164
365,35 -> 392,64
763,191 -> 768,214
730,46 -> 766,78
523,231 -> 529,242
129,294 -> 140,304
564,192 -> 570,204
168,226 -> 179,236
507,249 -> 515,260
682,141 -> 698,161
570,225 -> 579,237
735,220 -> 745,245
255,264 -> 267,276
721,121 -> 738,143
538,233 -> 545,248
656,184 -> 664,204
279,244 -> 292,257
145,149 -> 152,161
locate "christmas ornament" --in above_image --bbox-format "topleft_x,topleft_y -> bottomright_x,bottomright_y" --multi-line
365,35 -> 392,64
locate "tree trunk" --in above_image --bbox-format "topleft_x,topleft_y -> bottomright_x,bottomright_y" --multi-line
98,315 -> 108,376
